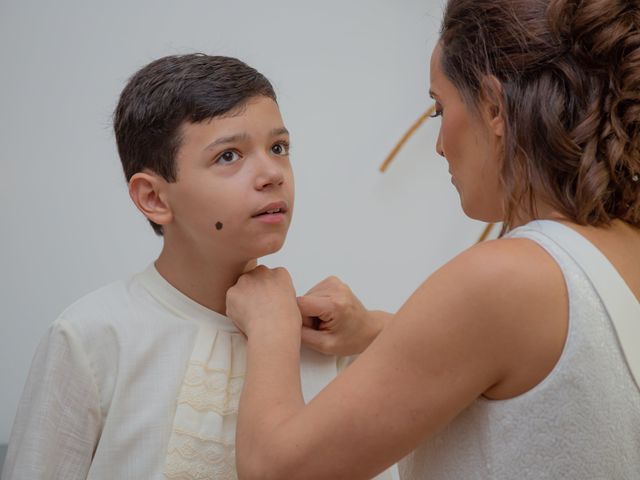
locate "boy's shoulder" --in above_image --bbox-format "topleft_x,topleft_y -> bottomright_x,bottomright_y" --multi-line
55,270 -> 151,339
59,277 -> 132,322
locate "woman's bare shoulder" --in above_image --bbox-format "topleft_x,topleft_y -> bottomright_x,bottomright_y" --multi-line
424,236 -> 568,399
437,236 -> 564,302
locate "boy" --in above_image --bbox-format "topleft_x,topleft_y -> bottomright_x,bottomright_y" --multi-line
2,54 -> 349,479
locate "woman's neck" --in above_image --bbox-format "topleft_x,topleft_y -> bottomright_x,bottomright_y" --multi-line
508,200 -> 568,230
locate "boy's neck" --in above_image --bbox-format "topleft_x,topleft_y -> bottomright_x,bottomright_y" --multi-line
154,244 -> 256,316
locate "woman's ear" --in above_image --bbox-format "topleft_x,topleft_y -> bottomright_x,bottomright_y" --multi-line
480,75 -> 505,138
128,171 -> 173,227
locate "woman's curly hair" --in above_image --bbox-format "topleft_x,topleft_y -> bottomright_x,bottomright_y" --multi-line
440,0 -> 640,232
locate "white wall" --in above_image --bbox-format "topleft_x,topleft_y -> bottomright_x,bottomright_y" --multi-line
0,0 -> 491,443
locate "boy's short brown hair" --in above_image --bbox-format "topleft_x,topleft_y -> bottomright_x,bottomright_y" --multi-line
114,54 -> 277,235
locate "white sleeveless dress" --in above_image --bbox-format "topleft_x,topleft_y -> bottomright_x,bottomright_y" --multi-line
399,220 -> 640,479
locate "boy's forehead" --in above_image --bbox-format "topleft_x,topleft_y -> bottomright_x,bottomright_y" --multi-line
189,97 -> 284,132
179,111 -> 288,150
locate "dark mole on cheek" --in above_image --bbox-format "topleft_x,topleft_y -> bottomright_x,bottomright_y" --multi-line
215,222 -> 223,231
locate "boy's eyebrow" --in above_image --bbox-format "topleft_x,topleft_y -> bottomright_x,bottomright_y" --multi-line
204,128 -> 289,152
271,127 -> 289,137
204,133 -> 250,151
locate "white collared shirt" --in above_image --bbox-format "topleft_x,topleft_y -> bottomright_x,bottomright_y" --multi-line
4,264 -> 393,479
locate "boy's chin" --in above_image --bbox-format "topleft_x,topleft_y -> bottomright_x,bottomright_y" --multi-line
255,236 -> 287,257
209,234 -> 288,264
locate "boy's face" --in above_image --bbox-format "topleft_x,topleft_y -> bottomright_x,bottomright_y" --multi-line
162,96 -> 294,263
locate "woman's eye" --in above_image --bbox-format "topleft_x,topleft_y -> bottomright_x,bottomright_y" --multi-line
271,142 -> 290,156
430,104 -> 443,118
215,150 -> 240,165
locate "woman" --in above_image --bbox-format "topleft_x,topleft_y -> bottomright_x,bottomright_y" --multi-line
226,0 -> 640,478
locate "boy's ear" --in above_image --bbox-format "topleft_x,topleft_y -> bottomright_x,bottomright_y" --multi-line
480,75 -> 505,138
128,171 -> 173,227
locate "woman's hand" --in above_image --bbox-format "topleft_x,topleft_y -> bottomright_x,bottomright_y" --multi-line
297,276 -> 389,356
226,265 -> 302,337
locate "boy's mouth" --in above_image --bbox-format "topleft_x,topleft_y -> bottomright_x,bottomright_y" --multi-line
251,201 -> 289,225
252,201 -> 289,218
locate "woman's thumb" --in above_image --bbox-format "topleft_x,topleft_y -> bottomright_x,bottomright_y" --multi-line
297,295 -> 330,318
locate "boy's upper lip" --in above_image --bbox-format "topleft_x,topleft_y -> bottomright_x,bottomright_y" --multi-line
252,200 -> 289,217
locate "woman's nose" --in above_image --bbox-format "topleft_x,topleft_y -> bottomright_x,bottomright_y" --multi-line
436,129 -> 445,158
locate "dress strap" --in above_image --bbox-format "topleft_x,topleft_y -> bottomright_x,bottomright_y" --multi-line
520,220 -> 640,393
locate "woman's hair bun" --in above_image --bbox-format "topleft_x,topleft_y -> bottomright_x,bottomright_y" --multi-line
548,0 -> 640,221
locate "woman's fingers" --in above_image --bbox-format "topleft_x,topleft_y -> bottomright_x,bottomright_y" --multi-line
297,295 -> 331,331
303,276 -> 345,296
301,326 -> 335,355
297,295 -> 331,319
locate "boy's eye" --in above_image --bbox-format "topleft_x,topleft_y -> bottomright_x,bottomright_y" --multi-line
215,150 -> 240,165
271,142 -> 290,156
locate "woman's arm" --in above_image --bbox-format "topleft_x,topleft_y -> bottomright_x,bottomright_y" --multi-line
227,239 -> 567,480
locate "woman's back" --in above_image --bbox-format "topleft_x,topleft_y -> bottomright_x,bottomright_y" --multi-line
569,220 -> 640,304
399,220 -> 640,479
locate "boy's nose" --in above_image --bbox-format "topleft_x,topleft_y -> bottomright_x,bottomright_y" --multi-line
254,156 -> 285,190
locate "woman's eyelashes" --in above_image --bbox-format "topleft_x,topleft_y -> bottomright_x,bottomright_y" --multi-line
430,103 -> 443,118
